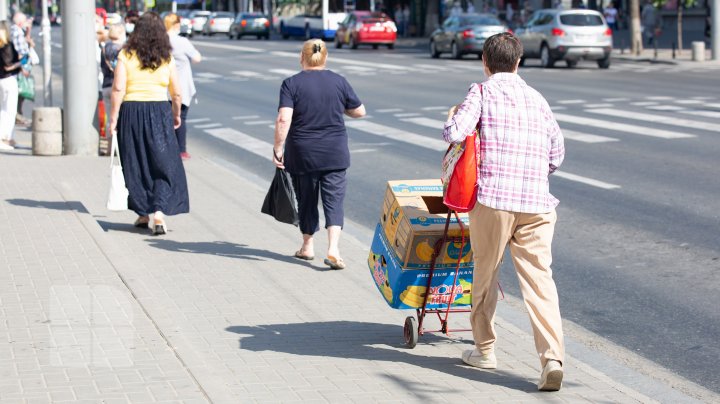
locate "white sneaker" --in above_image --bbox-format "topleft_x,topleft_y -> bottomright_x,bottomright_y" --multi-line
461,349 -> 497,369
0,142 -> 14,151
538,360 -> 563,391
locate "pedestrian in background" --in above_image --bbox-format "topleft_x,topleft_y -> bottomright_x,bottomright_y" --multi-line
164,12 -> 202,160
272,39 -> 366,270
604,2 -> 618,31
443,33 -> 566,391
125,10 -> 139,36
0,21 -> 20,151
109,12 -> 189,235
10,12 -> 32,127
394,4 -> 404,37
100,23 -> 126,148
642,0 -> 661,46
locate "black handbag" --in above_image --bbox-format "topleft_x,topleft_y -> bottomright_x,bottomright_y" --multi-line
261,167 -> 299,226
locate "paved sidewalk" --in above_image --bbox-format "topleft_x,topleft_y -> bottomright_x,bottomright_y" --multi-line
0,127 -> 716,403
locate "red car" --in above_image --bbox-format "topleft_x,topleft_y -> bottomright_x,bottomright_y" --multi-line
335,11 -> 397,50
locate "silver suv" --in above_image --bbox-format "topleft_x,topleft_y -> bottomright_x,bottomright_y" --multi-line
514,9 -> 612,69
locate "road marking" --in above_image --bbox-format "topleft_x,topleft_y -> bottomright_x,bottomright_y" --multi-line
630,101 -> 658,106
272,51 -> 412,71
343,65 -> 376,72
192,41 -> 263,53
553,171 -> 621,190
691,96 -> 716,100
646,105 -> 686,111
422,106 -> 449,111
706,103 -> 720,109
400,117 -> 445,129
553,113 -> 695,139
232,70 -> 263,77
345,120 -> 447,151
551,106 -> 567,111
562,129 -> 618,143
679,110 -> 720,119
557,100 -> 585,104
195,72 -> 222,78
603,97 -> 629,102
246,120 -> 274,125
587,108 -> 719,132
584,103 -> 614,109
413,64 -> 450,71
674,99 -> 703,105
232,115 -> 260,120
351,148 -> 378,153
194,123 -> 223,129
204,128 -> 270,159
376,108 -> 404,113
645,96 -> 673,100
394,112 -> 421,118
269,69 -> 297,76
186,118 -> 211,123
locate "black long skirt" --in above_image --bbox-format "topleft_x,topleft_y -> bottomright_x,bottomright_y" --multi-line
117,101 -> 189,217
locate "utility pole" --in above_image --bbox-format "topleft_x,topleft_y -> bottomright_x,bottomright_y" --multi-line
713,0 -> 719,59
0,0 -> 7,21
630,0 -> 643,55
61,0 -> 99,155
41,0 -> 51,106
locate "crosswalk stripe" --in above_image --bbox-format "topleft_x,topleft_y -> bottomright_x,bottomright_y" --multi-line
232,115 -> 260,120
646,105 -> 686,111
554,113 -> 695,139
246,120 -> 274,125
376,108 -> 404,113
400,117 -> 444,129
413,64 -> 450,71
422,106 -> 449,111
186,118 -> 211,123
692,96 -> 716,100
679,110 -> 720,119
584,103 -> 614,108
195,123 -> 223,129
195,72 -> 222,78
233,70 -> 263,77
557,99 -> 585,104
205,128 -> 270,159
394,112 -> 421,118
645,96 -> 673,100
553,172 -> 621,189
345,120 -> 447,151
562,129 -> 618,143
631,101 -> 658,106
269,69 -> 297,76
675,99 -> 703,105
603,97 -> 629,102
587,108 -> 720,133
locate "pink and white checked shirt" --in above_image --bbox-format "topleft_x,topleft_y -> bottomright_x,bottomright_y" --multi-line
443,73 -> 565,214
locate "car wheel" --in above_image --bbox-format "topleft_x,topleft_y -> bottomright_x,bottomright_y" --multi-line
566,60 -> 578,68
264,34 -> 270,40
304,25 -> 311,40
351,35 -> 359,49
451,42 -> 462,59
236,33 -> 242,40
280,24 -> 289,39
387,43 -> 394,49
372,44 -> 379,49
597,57 -> 611,69
430,40 -> 440,58
540,44 -> 555,68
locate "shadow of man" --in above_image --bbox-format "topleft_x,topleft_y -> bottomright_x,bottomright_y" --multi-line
225,320 -> 540,393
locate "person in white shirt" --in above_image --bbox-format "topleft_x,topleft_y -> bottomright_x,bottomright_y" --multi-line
604,2 -> 618,31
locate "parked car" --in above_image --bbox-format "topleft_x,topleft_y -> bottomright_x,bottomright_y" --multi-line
188,10 -> 211,35
429,13 -> 509,59
177,9 -> 193,36
229,13 -> 271,39
514,9 -> 612,68
202,12 -> 235,35
335,11 -> 397,49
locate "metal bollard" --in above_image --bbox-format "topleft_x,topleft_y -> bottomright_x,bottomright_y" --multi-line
32,107 -> 63,156
692,41 -> 706,62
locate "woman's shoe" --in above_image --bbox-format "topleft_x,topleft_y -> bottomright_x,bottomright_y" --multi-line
149,215 -> 167,235
323,256 -> 346,270
133,216 -> 150,228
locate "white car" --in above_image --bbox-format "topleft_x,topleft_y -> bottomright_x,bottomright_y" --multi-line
202,12 -> 235,35
188,10 -> 211,35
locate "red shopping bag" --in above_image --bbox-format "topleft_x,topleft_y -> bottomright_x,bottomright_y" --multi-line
442,128 -> 478,212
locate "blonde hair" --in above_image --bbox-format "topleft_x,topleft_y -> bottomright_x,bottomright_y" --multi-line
301,39 -> 327,68
108,23 -> 126,41
164,13 -> 180,31
0,21 -> 9,47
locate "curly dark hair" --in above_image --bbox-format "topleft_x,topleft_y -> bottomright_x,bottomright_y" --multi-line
124,12 -> 172,71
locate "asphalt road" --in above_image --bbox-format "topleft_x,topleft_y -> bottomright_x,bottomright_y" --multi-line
49,28 -> 720,394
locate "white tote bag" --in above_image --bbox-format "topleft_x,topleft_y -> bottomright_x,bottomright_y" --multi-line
106,135 -> 129,211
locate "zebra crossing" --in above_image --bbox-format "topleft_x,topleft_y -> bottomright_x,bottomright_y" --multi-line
190,95 -> 716,192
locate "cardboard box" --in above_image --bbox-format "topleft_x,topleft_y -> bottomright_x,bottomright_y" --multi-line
379,179 -> 473,270
368,223 -> 473,309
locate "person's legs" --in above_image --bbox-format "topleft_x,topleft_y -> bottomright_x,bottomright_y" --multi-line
319,169 -> 346,259
467,203 -> 517,355
176,104 -> 189,154
102,87 -> 113,137
0,77 -> 19,144
292,172 -> 321,256
508,209 -> 564,368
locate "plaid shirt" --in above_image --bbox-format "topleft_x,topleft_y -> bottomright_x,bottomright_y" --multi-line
11,24 -> 29,58
443,73 -> 565,214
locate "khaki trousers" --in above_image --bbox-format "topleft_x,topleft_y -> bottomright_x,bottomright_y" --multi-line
468,203 -> 564,367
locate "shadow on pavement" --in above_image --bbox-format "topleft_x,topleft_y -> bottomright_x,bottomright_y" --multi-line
96,220 -> 155,235
225,321 -> 550,394
143,239 -> 325,270
5,198 -> 89,213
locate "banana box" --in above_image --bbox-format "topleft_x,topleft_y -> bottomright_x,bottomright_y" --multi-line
369,223 -> 473,309
380,179 -> 473,270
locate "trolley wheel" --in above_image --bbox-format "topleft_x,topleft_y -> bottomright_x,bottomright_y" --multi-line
403,316 -> 418,348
